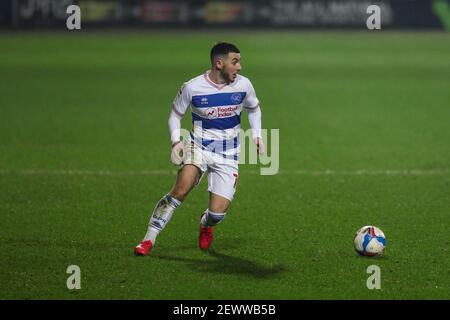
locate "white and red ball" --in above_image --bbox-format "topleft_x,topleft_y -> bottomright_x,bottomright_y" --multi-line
354,226 -> 386,256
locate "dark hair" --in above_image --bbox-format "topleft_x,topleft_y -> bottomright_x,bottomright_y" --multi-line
210,42 -> 240,65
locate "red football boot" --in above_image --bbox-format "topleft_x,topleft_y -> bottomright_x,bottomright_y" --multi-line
134,240 -> 153,256
199,225 -> 214,250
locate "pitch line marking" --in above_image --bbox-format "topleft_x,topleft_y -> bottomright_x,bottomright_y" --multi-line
0,169 -> 449,176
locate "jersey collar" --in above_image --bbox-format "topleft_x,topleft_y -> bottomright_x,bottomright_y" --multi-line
204,71 -> 227,90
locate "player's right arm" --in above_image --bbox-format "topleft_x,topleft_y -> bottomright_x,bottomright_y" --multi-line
168,83 -> 191,165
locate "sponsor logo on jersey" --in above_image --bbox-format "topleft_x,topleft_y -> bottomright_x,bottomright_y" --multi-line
202,105 -> 238,119
205,108 -> 217,118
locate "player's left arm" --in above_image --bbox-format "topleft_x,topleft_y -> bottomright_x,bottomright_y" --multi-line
244,80 -> 265,155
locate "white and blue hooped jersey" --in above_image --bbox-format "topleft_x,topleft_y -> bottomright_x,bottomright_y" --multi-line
172,71 -> 260,161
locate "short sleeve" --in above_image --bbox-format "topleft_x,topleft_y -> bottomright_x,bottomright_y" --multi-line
172,83 -> 191,116
243,80 -> 259,111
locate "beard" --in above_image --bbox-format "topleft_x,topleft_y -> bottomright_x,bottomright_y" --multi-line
220,69 -> 234,84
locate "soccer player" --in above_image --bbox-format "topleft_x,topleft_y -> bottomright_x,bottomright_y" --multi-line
135,42 -> 264,255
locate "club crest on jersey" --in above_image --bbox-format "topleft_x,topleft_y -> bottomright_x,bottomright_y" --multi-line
231,93 -> 243,104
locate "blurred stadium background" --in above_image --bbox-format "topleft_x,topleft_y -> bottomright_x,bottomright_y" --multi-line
0,0 -> 449,300
0,0 -> 449,30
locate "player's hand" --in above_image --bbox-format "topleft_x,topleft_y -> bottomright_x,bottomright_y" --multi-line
254,137 -> 265,155
171,141 -> 184,166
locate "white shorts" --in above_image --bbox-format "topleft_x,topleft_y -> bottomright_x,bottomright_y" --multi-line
180,138 -> 239,201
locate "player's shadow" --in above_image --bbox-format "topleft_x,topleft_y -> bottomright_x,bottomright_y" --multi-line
153,250 -> 286,279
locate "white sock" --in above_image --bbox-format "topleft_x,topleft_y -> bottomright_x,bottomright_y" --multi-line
143,227 -> 159,244
200,209 -> 226,227
144,194 -> 181,243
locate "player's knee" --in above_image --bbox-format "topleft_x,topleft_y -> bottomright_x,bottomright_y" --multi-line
209,191 -> 231,213
170,184 -> 191,201
209,201 -> 230,213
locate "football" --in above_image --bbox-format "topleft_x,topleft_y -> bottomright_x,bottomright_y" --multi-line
354,226 -> 386,257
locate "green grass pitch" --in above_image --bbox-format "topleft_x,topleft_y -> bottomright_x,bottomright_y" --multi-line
0,31 -> 449,299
